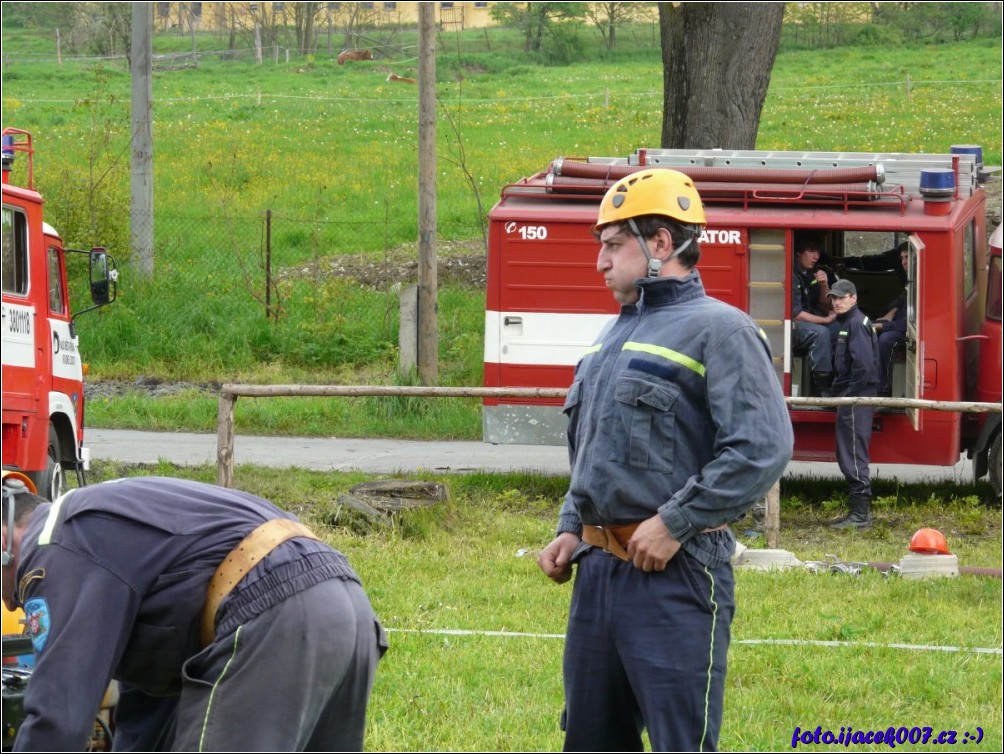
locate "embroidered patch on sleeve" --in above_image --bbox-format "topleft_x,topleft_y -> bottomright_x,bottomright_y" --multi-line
23,598 -> 51,653
18,567 -> 45,603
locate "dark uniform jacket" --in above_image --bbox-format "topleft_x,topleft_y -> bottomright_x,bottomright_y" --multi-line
556,271 -> 793,567
832,306 -> 880,397
791,262 -> 832,318
12,477 -> 358,751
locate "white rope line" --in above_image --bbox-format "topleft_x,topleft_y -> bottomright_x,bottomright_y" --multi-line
386,628 -> 1003,655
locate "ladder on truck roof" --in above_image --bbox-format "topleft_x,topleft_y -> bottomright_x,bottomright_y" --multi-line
504,147 -> 990,210
621,147 -> 984,197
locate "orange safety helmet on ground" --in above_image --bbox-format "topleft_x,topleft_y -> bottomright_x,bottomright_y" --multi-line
594,167 -> 706,234
908,527 -> 951,555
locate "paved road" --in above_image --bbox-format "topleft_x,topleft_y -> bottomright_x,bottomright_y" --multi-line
85,429 -> 975,483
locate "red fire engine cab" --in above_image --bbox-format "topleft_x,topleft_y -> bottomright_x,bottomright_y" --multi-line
484,146 -> 1001,493
2,128 -> 118,500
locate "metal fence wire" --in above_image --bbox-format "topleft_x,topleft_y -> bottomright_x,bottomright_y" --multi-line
141,210 -> 483,323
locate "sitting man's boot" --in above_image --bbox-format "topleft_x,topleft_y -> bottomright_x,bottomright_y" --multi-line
812,372 -> 835,398
830,496 -> 872,530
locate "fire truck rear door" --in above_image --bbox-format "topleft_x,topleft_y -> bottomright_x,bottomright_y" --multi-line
906,234 -> 924,430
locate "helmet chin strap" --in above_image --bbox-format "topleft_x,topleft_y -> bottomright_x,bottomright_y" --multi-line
2,486 -> 18,568
626,218 -> 662,278
626,219 -> 693,278
2,478 -> 32,568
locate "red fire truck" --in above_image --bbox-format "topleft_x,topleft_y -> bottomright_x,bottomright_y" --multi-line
484,146 -> 1002,493
2,128 -> 118,500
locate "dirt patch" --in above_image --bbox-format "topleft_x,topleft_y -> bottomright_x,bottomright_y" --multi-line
279,238 -> 487,290
984,178 -> 1002,231
84,376 -> 221,401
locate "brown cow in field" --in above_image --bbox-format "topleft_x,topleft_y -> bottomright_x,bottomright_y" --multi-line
386,73 -> 417,84
337,49 -> 373,64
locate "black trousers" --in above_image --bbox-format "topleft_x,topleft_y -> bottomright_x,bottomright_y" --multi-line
561,548 -> 735,752
836,402 -> 874,500
112,579 -> 385,752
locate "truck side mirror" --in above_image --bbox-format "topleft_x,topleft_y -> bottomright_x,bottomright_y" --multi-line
89,247 -> 116,307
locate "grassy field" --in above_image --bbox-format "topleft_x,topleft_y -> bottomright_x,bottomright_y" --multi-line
3,32 -> 999,439
86,460 -> 1002,752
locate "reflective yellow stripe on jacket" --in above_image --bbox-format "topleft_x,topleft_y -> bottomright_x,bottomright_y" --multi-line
623,341 -> 706,378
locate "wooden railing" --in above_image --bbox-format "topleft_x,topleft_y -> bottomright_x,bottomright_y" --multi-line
217,384 -> 1001,548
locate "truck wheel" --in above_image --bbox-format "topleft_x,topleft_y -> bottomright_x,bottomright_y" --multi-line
30,426 -> 66,501
990,432 -> 1002,502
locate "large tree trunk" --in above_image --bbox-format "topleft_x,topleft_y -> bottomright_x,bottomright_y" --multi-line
659,2 -> 784,150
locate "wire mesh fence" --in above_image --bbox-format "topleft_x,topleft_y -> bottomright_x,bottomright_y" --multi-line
117,209 -> 484,326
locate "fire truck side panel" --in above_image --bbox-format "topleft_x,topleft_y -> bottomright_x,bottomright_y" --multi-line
3,141 -> 87,490
484,200 -> 616,442
484,159 -> 992,469
3,196 -> 49,475
484,200 -> 615,393
44,228 -> 85,460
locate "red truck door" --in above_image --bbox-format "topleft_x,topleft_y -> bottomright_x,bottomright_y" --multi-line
1,203 -> 42,472
905,233 -> 924,430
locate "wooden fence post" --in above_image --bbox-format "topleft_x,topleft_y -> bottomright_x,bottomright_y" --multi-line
216,392 -> 237,488
765,481 -> 781,549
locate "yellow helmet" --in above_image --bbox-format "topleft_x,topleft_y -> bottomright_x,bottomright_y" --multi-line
594,168 -> 706,233
2,469 -> 36,494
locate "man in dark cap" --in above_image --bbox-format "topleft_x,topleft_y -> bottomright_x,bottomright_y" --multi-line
826,279 -> 879,529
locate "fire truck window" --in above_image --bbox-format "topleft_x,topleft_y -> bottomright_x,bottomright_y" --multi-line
963,220 -> 976,300
2,207 -> 29,296
834,231 -> 904,318
47,246 -> 66,314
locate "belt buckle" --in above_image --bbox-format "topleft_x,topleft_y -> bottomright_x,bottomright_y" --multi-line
595,525 -> 614,553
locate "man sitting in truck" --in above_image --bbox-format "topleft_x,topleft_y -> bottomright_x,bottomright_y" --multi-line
843,239 -> 909,276
792,234 -> 839,396
842,240 -> 911,396
872,244 -> 910,395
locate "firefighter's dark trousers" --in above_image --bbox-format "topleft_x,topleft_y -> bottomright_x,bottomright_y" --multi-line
561,547 -> 735,752
172,578 -> 383,752
836,401 -> 874,500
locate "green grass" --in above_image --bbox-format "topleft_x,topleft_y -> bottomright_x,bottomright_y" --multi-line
83,461 -> 1003,752
2,34 -> 1001,439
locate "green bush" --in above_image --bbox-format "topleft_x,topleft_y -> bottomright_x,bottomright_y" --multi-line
851,23 -> 905,47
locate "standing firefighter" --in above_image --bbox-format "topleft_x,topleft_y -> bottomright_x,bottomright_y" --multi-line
1,475 -> 386,751
537,169 -> 793,751
826,279 -> 880,529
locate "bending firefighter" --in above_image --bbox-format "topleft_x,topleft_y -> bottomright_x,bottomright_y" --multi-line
1,474 -> 386,751
537,169 -> 793,751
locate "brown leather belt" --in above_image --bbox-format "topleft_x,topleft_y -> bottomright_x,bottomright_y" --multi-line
581,522 -> 728,562
200,518 -> 319,647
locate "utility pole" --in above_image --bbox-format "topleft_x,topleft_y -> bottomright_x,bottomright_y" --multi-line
417,3 -> 438,384
131,1 -> 154,277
